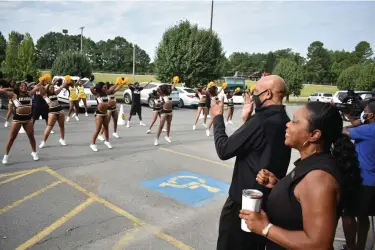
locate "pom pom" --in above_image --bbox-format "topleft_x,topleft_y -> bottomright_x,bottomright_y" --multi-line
222,82 -> 227,89
207,81 -> 214,88
250,84 -> 256,93
39,76 -> 45,82
235,87 -> 241,93
64,75 -> 72,85
43,74 -> 51,82
123,77 -> 129,85
173,76 -> 179,83
115,77 -> 123,85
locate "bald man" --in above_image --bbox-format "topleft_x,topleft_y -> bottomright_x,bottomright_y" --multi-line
211,75 -> 291,250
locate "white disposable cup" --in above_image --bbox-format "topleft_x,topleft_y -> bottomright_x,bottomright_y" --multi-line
241,189 -> 263,232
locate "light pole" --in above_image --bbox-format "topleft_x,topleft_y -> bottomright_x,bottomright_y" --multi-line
132,44 -> 136,83
62,29 -> 68,52
210,0 -> 214,32
79,26 -> 85,53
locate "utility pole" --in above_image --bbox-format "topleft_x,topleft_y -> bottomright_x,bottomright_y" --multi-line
210,0 -> 214,32
132,44 -> 136,82
62,29 -> 68,52
79,26 -> 85,53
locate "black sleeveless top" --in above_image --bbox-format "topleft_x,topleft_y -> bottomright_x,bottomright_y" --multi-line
266,153 -> 343,250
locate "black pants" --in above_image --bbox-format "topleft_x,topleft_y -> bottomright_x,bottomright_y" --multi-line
130,104 -> 142,120
32,105 -> 49,121
217,197 -> 266,250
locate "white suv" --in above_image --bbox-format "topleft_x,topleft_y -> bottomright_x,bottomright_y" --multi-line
52,76 -> 97,109
122,82 -> 180,108
307,92 -> 333,103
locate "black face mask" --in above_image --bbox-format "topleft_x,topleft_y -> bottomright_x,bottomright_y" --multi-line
252,89 -> 269,109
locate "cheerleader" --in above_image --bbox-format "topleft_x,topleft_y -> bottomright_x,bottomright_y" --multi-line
0,82 -> 41,164
146,89 -> 167,134
77,80 -> 88,116
38,81 -> 68,149
154,76 -> 178,146
205,83 -> 219,136
66,76 -> 79,122
4,80 -> 15,127
33,75 -> 52,129
193,87 -> 208,130
89,82 -> 118,152
98,78 -> 126,141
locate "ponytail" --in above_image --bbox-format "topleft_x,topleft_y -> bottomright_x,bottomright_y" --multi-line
331,134 -> 362,206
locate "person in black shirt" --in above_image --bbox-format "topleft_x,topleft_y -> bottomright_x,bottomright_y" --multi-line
126,82 -> 149,127
240,102 -> 361,250
210,75 -> 291,250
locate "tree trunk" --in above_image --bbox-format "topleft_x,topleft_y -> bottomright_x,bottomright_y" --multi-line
286,94 -> 290,103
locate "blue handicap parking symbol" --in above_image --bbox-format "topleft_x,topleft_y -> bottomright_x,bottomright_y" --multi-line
140,171 -> 229,207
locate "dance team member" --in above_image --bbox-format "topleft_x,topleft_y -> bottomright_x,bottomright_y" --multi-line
77,79 -> 88,116
4,80 -> 15,128
98,78 -> 126,141
127,81 -> 149,127
0,81 -> 41,164
205,83 -> 219,136
38,81 -> 68,148
33,74 -> 54,134
147,89 -> 163,134
66,76 -> 79,122
89,82 -> 117,152
225,88 -> 235,126
193,87 -> 209,130
154,76 -> 178,146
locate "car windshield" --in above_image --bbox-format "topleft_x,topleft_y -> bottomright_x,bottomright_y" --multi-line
323,93 -> 332,97
183,88 -> 195,93
83,81 -> 93,88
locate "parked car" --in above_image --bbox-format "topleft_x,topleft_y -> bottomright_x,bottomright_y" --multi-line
176,87 -> 199,108
122,82 -> 179,108
307,92 -> 333,103
331,90 -> 375,104
52,76 -> 97,109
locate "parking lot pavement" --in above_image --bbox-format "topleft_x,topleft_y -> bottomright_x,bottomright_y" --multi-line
0,104 -> 373,249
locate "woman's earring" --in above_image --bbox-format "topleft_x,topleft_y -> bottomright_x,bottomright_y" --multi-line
302,140 -> 308,147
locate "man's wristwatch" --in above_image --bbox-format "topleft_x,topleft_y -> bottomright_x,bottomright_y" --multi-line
262,223 -> 273,237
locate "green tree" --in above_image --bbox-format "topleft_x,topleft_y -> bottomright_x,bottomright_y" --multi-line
305,41 -> 331,84
354,41 -> 373,64
51,51 -> 92,77
17,33 -> 38,80
355,63 -> 375,91
35,32 -> 65,69
1,31 -> 24,79
0,31 -> 6,67
273,58 -> 303,102
154,20 -> 225,87
337,64 -> 362,90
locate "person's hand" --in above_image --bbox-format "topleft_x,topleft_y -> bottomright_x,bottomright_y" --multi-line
256,169 -> 278,188
210,96 -> 224,119
242,92 -> 254,122
239,210 -> 270,235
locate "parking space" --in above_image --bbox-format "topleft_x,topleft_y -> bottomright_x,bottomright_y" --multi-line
0,105 -> 372,249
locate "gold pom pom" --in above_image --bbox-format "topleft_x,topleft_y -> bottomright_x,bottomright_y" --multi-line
39,76 -> 45,82
64,75 -> 72,84
115,77 -> 123,85
207,81 -> 215,88
173,76 -> 180,83
123,77 -> 129,85
222,82 -> 227,89
43,74 -> 51,82
250,84 -> 256,93
235,87 -> 241,93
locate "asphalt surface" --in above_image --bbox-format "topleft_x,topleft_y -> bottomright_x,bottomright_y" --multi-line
0,104 -> 373,250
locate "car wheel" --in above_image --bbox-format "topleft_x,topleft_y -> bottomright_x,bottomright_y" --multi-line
308,99 -> 310,102
317,99 -> 320,102
124,93 -> 131,105
178,99 -> 184,108
148,98 -> 155,108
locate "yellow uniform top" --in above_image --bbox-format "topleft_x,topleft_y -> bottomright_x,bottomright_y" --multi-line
69,86 -> 78,101
78,86 -> 86,99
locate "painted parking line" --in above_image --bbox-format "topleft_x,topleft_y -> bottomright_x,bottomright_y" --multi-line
159,148 -> 232,168
112,224 -> 142,250
15,198 -> 95,250
0,180 -> 62,214
0,167 -> 48,185
1,167 -> 194,250
0,169 -> 37,178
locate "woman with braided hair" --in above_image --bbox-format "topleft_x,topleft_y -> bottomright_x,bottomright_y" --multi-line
205,82 -> 219,137
38,81 -> 68,149
154,76 -> 178,146
146,89 -> 167,134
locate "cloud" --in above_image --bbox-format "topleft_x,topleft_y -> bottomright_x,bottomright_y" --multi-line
0,1 -> 374,61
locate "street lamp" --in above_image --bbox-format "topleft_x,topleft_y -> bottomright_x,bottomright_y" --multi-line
79,27 -> 85,53
133,44 -> 136,82
210,0 -> 214,32
62,29 -> 68,52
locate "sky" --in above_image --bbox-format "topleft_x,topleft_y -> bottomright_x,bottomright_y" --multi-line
0,1 -> 374,61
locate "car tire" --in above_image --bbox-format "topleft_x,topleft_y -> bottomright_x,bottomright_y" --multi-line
178,99 -> 184,108
124,93 -> 132,105
308,99 -> 310,102
317,99 -> 320,102
148,98 -> 154,108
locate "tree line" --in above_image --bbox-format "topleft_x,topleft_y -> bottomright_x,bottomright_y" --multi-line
1,23 -> 374,94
